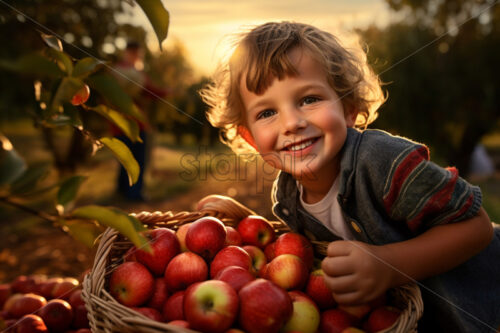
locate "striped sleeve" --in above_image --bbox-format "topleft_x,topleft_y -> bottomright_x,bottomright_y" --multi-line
381,143 -> 482,233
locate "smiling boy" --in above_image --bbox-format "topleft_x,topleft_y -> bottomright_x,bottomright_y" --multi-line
201,21 -> 500,332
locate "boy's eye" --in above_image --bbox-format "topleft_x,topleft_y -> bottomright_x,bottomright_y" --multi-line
257,109 -> 276,119
301,96 -> 320,106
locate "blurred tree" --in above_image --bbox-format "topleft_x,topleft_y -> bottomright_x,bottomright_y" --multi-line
362,0 -> 500,175
0,0 -> 147,173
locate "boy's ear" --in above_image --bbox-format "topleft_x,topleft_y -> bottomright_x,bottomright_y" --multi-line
237,125 -> 257,149
345,108 -> 359,128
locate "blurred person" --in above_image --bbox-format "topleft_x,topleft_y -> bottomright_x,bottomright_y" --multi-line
111,41 -> 168,200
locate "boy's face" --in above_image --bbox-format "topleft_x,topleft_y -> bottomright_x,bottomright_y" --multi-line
240,48 -> 357,182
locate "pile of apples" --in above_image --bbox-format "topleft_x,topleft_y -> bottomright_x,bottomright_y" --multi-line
0,274 -> 90,333
108,215 -> 403,333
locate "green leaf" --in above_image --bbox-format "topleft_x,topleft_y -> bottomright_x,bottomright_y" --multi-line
45,48 -> 73,75
136,0 -> 170,50
10,162 -> 50,195
100,137 -> 139,186
40,33 -> 63,51
57,176 -> 87,208
73,57 -> 105,78
50,77 -> 85,114
71,205 -> 150,251
90,105 -> 142,143
87,73 -> 146,123
0,53 -> 66,78
59,219 -> 102,248
0,136 -> 27,186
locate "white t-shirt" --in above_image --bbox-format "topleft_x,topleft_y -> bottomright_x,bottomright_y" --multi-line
298,178 -> 354,240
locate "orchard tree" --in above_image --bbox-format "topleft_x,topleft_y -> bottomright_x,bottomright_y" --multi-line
0,0 -> 169,250
362,0 -> 500,175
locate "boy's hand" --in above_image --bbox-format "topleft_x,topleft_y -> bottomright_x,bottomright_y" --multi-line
321,240 -> 394,305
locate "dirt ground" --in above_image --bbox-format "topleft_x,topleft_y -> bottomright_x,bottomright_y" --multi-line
0,148 -> 278,283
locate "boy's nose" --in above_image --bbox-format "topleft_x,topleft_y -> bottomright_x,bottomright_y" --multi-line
281,107 -> 306,134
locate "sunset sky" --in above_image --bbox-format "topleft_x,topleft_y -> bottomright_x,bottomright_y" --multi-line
124,0 -> 392,76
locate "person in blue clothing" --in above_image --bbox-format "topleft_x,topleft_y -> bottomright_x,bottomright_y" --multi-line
199,21 -> 500,331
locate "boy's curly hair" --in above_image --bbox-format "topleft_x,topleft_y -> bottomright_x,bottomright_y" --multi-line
200,21 -> 386,155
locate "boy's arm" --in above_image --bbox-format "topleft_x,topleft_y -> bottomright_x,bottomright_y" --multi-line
321,207 -> 493,305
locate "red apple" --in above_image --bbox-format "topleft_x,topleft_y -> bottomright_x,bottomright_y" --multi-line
238,278 -> 293,333
70,84 -> 90,106
224,329 -> 245,333
237,216 -> 275,249
225,226 -> 242,246
11,276 -> 37,294
264,242 -> 276,261
259,263 -> 269,278
0,284 -> 12,309
39,299 -> 73,332
123,246 -> 137,262
8,293 -> 47,319
176,223 -> 192,252
71,304 -> 90,329
132,307 -> 162,321
265,254 -> 308,290
39,277 -> 63,299
214,266 -> 255,292
162,290 -> 185,322
338,303 -> 372,322
167,319 -> 190,328
15,314 -> 48,333
242,245 -> 267,276
185,217 -> 227,260
164,252 -> 208,292
51,278 -> 79,300
274,232 -> 314,269
210,245 -> 252,278
364,306 -> 401,333
75,329 -> 92,333
281,291 -> 320,333
319,308 -> 357,333
305,269 -> 336,310
341,328 -> 366,333
135,228 -> 180,276
146,278 -> 169,311
109,262 -> 154,307
3,294 -> 23,313
184,280 -> 239,333
68,289 -> 85,309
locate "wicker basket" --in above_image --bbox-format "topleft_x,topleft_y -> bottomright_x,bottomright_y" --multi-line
82,199 -> 423,333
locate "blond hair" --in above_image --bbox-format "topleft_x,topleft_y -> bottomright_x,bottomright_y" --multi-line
200,21 -> 386,155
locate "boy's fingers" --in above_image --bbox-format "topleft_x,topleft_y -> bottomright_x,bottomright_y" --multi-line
323,274 -> 357,294
332,290 -> 363,306
327,240 -> 352,257
321,256 -> 354,277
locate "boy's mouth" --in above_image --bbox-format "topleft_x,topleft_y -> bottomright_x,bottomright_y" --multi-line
282,137 -> 319,151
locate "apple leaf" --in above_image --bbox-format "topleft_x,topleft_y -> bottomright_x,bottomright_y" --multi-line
40,33 -> 63,51
57,176 -> 87,208
71,205 -> 150,251
90,105 -> 142,143
87,73 -> 146,123
45,48 -> 73,75
0,137 -> 27,186
0,53 -> 66,78
99,137 -> 139,186
59,219 -> 103,248
72,57 -> 105,78
135,0 -> 170,50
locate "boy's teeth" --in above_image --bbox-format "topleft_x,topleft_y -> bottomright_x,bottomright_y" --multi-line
289,139 -> 314,151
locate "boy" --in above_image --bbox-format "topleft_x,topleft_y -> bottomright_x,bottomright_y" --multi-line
200,21 -> 499,332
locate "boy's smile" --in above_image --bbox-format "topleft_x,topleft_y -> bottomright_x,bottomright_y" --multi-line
240,47 -> 357,199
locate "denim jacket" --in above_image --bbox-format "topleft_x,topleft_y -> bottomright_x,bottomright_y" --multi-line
272,128 -> 500,332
